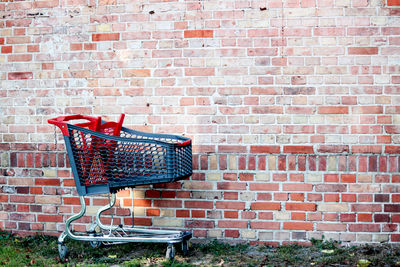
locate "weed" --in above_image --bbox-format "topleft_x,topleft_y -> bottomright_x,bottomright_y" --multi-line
310,235 -> 341,250
0,230 -> 13,240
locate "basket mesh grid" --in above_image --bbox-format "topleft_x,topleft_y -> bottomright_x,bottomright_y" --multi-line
67,125 -> 192,191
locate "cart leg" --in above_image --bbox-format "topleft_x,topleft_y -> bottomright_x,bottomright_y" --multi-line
57,230 -> 68,260
182,239 -> 190,256
95,193 -> 117,231
166,244 -> 176,260
57,195 -> 87,261
58,243 -> 68,261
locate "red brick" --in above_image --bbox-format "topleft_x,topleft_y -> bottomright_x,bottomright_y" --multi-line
30,187 -> 43,194
258,193 -> 272,201
317,223 -> 346,231
250,221 -> 280,229
10,195 -> 34,203
92,33 -> 120,41
0,195 -> 8,202
349,224 -> 379,232
35,178 -> 60,186
324,174 -> 339,183
353,106 -> 383,114
161,191 -> 175,198
70,43 -> 82,50
341,174 -> 356,183
385,204 -> 400,212
283,146 -> 314,154
292,212 -> 305,221
342,194 -> 356,202
131,199 -> 151,207
132,218 -> 152,226
241,211 -> 256,219
1,46 -> 12,53
154,200 -> 182,208
290,193 -> 304,201
218,220 -> 247,228
185,201 -> 213,209
348,47 -> 378,55
216,201 -> 245,210
122,69 -> 151,77
8,54 -> 32,62
385,146 -> 400,155
290,173 -> 304,182
225,229 -> 239,238
28,44 -> 39,52
224,211 -> 238,219
217,182 -> 247,190
388,0 -> 400,6
250,145 -> 280,153
176,210 -> 190,217
274,193 -> 289,201
239,173 -> 253,181
185,68 -> 215,76
278,155 -> 286,170
37,214 -> 63,222
63,197 -> 86,205
184,30 -> 213,38
284,125 -> 314,134
250,183 -> 279,191
8,72 -> 33,80
84,43 -> 96,50
283,222 -> 313,231
316,184 -> 346,192
341,213 -> 356,222
283,183 -> 313,191
192,210 -> 205,218
286,203 -> 316,211
324,194 -> 339,202
318,106 -> 348,114
273,173 -> 287,181
352,145 -> 382,153
251,202 -> 281,210
352,204 -> 382,212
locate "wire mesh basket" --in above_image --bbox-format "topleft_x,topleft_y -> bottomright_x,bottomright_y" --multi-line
49,114 -> 192,196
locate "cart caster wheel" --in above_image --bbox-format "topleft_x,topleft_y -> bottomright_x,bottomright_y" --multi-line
182,240 -> 190,256
166,244 -> 176,260
90,241 -> 101,248
58,243 -> 68,261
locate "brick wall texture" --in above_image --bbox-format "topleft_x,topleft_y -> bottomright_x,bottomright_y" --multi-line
1,0 -> 400,245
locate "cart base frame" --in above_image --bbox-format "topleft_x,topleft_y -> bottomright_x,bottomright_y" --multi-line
57,194 -> 192,260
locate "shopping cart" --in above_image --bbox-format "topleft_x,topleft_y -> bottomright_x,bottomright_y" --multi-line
48,114 -> 192,260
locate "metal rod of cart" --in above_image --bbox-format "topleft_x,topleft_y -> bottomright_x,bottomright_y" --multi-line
48,114 -> 192,260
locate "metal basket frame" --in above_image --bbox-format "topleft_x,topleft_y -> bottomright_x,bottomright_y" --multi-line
65,124 -> 192,196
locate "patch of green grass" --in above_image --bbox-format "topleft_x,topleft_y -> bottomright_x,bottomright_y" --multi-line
0,233 -> 58,266
198,239 -> 249,256
310,235 -> 341,250
0,230 -> 400,266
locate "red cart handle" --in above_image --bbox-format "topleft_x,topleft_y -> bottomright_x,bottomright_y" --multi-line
48,115 -> 101,137
178,140 -> 191,147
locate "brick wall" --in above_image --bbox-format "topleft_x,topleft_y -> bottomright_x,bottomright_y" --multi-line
1,0 -> 400,244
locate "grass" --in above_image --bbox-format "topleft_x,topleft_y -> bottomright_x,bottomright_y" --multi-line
1,230 -> 400,266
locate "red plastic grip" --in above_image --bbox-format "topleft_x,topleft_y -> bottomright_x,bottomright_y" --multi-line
178,140 -> 191,147
48,115 -> 101,137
